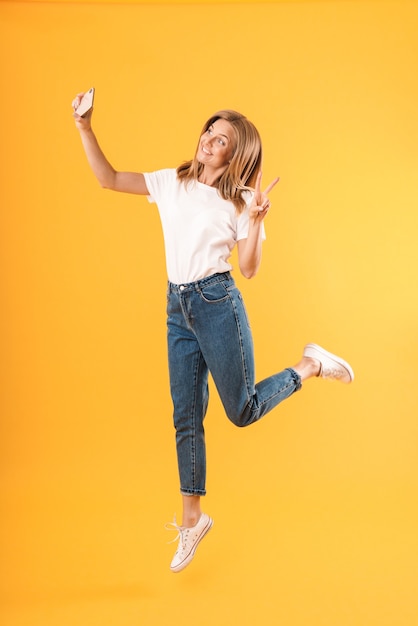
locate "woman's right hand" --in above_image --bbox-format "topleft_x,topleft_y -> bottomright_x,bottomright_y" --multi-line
72,92 -> 93,130
71,91 -> 148,195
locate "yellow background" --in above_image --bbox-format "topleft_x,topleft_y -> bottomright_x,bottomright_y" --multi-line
1,1 -> 417,625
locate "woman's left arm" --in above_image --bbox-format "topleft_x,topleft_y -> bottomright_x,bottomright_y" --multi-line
237,173 -> 279,279
237,221 -> 264,279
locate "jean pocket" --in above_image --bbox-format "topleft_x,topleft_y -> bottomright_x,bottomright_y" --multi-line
199,282 -> 229,303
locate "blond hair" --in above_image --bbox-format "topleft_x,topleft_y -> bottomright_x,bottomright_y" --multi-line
176,110 -> 262,213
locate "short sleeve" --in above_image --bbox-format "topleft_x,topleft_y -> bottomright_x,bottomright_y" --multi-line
143,169 -> 176,204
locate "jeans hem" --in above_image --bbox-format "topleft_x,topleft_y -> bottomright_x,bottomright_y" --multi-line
180,488 -> 207,497
285,367 -> 302,391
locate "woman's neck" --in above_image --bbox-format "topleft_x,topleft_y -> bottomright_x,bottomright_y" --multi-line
198,165 -> 226,187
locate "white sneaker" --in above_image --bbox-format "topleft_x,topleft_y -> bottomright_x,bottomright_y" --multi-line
166,513 -> 213,573
303,343 -> 354,383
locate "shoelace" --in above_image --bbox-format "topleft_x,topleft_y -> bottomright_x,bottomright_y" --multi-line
325,367 -> 344,379
165,515 -> 184,545
165,515 -> 197,557
322,363 -> 349,380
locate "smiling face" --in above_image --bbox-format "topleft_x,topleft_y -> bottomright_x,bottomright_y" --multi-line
197,118 -> 235,174
176,109 -> 263,207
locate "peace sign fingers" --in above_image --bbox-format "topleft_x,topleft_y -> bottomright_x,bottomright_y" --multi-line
252,171 -> 280,214
263,176 -> 280,195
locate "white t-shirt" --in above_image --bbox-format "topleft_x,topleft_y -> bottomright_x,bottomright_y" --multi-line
144,168 -> 265,284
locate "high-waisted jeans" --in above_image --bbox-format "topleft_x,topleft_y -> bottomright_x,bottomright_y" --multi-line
166,271 -> 302,496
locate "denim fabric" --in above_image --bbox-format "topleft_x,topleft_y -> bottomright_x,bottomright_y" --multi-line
166,272 -> 302,496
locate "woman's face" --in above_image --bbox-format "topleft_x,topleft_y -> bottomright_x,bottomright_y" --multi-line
197,118 -> 235,170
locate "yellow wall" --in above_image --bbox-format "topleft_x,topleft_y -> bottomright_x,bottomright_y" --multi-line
1,1 -> 417,625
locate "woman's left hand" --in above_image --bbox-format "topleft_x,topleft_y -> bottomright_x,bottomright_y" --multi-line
249,171 -> 280,220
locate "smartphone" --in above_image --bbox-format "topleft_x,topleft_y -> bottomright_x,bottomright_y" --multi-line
76,87 -> 95,117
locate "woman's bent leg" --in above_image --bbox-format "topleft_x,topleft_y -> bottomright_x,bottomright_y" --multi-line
190,275 -> 302,427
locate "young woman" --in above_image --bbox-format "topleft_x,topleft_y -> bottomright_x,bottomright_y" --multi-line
72,94 -> 354,573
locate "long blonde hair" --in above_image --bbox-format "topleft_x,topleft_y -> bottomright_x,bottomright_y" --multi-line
176,110 -> 262,213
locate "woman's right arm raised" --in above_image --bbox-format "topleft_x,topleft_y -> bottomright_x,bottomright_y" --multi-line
72,93 -> 149,195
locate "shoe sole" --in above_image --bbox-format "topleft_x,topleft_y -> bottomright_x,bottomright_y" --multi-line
170,517 -> 213,573
304,343 -> 354,383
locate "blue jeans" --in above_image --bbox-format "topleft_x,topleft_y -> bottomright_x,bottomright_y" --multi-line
167,272 -> 302,496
